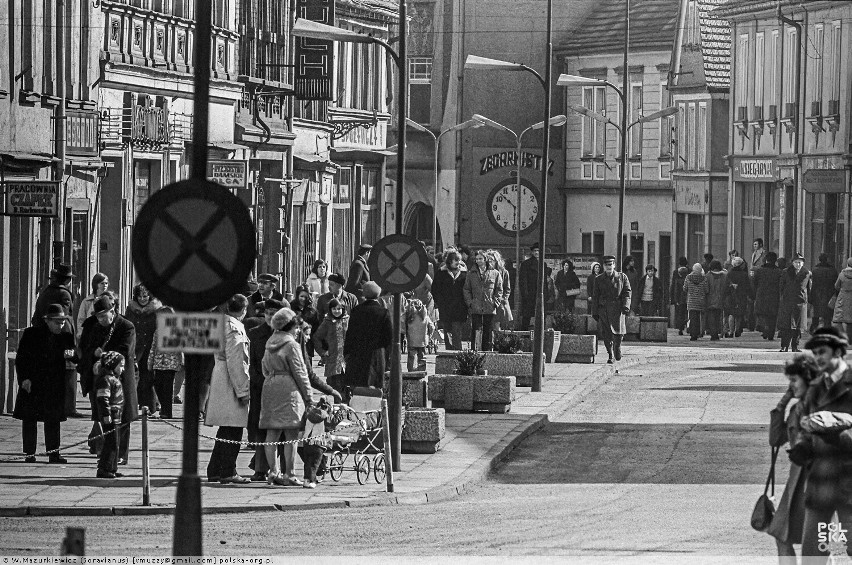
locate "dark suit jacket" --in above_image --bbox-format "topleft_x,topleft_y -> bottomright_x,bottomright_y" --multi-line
247,322 -> 273,386
345,256 -> 370,299
636,275 -> 663,313
246,289 -> 284,318
79,314 -> 138,421
316,290 -> 358,318
31,283 -> 74,331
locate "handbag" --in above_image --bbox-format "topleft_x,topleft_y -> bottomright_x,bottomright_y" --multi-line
768,407 -> 788,447
750,446 -> 779,532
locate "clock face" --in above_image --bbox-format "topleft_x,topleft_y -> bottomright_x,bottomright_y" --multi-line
486,178 -> 540,237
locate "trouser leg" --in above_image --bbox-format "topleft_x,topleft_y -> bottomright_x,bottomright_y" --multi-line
300,444 -> 323,482
218,426 -> 243,478
480,315 -> 495,351
22,419 -> 37,455
64,369 -> 77,416
137,365 -> 156,413
119,422 -> 130,461
44,420 -> 60,454
173,367 -> 185,400
470,315 -> 482,349
407,348 -> 416,371
613,335 -> 623,361
87,391 -> 104,454
451,322 -> 464,349
153,370 -> 175,418
98,423 -> 118,473
688,310 -> 701,338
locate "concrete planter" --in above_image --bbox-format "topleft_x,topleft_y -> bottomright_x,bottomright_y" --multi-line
435,351 -> 539,387
402,371 -> 428,407
555,334 -> 597,363
639,316 -> 668,342
493,330 -> 561,363
624,315 -> 641,342
401,407 -> 445,454
428,374 -> 516,413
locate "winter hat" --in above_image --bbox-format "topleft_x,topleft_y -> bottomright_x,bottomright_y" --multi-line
328,272 -> 346,286
732,256 -> 744,267
362,281 -> 382,299
93,295 -> 115,315
805,327 -> 849,352
271,307 -> 297,331
692,263 -> 703,274
99,351 -> 125,373
43,304 -> 69,320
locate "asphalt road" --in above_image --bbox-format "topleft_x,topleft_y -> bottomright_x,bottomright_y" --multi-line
0,354 -> 791,559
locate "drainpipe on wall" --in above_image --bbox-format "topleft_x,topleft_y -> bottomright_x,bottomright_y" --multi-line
283,0 -> 297,295
778,5 -> 802,256
53,0 -> 67,269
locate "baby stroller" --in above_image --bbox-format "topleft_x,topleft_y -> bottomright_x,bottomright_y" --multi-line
322,387 -> 387,485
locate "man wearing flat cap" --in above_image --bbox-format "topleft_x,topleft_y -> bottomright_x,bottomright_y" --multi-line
13,304 -> 78,463
798,327 -> 852,558
78,295 -> 137,462
591,255 -> 632,363
778,252 -> 811,352
317,272 -> 358,319
344,281 -> 393,389
247,273 -> 283,319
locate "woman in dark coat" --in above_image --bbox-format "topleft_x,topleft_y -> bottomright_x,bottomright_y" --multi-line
724,257 -> 752,337
753,252 -> 782,340
124,284 -> 161,415
809,253 -> 838,331
79,295 -> 137,463
432,250 -> 468,350
14,304 -> 77,462
555,259 -> 582,313
777,253 -> 811,352
344,282 -> 393,389
669,258 -> 689,335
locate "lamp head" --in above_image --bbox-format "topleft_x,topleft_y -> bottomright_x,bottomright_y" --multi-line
557,73 -> 607,87
292,18 -> 373,43
465,54 -> 525,71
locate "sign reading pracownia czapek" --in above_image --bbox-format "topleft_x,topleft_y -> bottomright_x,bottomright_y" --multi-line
3,181 -> 60,217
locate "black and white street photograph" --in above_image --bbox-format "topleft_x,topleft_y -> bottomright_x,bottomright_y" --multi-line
1,0 -> 852,562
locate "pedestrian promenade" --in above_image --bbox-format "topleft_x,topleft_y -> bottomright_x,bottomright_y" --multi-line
0,330 -> 788,515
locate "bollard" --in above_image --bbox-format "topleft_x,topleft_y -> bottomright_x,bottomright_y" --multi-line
61,527 -> 85,556
142,407 -> 150,506
381,399 -> 394,493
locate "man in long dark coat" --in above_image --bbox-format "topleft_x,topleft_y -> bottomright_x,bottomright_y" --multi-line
591,255 -> 632,364
518,243 -> 541,331
344,281 -> 392,390
753,251 -> 782,340
345,245 -> 372,302
79,295 -> 137,463
777,252 -> 812,352
14,304 -> 78,462
809,253 -> 838,332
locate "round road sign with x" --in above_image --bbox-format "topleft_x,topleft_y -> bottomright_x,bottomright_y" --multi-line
131,179 -> 256,312
367,234 -> 429,294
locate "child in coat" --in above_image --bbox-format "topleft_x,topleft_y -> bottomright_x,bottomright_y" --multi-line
313,298 -> 349,378
405,298 -> 435,371
94,351 -> 125,479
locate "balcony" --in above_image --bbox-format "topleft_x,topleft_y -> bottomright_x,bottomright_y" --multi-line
807,100 -> 824,134
100,106 -> 192,149
781,102 -> 797,133
735,105 -> 749,139
827,99 -> 841,133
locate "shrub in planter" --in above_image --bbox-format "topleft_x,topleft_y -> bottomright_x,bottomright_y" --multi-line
551,311 -> 576,334
455,349 -> 486,375
493,332 -> 524,354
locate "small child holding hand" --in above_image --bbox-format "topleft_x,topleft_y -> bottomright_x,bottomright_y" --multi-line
94,351 -> 125,479
405,299 -> 434,371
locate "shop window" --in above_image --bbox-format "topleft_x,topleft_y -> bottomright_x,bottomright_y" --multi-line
740,183 -> 767,253
581,231 -> 604,254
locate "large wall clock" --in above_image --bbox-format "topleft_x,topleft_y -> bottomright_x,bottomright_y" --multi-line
486,177 -> 540,237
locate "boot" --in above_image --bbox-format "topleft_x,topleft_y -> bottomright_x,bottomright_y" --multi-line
613,335 -> 623,361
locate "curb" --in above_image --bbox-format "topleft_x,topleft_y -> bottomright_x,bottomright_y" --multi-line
1,348 -> 775,517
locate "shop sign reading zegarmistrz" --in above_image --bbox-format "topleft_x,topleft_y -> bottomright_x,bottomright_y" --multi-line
207,160 -> 248,189
156,311 -> 226,353
3,181 -> 60,217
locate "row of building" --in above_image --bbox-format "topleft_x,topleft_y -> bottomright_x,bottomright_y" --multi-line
1,0 -> 851,362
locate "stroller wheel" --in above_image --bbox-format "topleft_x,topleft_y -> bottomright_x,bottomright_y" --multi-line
373,454 -> 386,484
355,454 -> 371,485
329,451 -> 345,482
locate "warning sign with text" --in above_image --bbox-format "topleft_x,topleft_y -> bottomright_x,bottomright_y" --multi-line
156,312 -> 226,353
3,181 -> 60,217
207,160 -> 248,189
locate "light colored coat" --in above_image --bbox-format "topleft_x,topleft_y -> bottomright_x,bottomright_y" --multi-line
463,267 -> 503,315
204,316 -> 250,428
313,314 -> 348,375
834,268 -> 852,323
260,332 -> 311,429
306,273 -> 329,297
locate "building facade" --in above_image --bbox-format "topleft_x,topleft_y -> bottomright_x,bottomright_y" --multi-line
719,0 -> 852,269
668,0 -> 730,263
557,0 -> 680,284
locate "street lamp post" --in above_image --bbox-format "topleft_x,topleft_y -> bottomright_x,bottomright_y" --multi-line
292,9 -> 408,473
463,0 -> 554,393
405,118 -> 485,252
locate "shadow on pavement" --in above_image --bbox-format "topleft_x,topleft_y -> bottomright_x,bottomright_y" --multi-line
651,385 -> 788,393
0,477 -> 178,487
489,422 -> 782,486
694,363 -> 786,373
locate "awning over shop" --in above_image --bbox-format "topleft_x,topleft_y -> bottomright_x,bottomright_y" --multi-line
0,151 -> 58,173
293,150 -> 338,173
331,147 -> 396,163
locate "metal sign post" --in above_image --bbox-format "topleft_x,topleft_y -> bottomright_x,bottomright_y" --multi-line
172,0 -> 211,556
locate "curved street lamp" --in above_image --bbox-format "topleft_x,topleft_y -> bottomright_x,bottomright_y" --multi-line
406,117 -> 485,252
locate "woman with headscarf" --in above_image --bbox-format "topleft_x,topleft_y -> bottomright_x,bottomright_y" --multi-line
683,263 -> 708,341
724,256 -> 752,338
555,259 -> 581,313
260,307 -> 314,486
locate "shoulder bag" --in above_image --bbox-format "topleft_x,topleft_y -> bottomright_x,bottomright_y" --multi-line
750,446 -> 779,532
